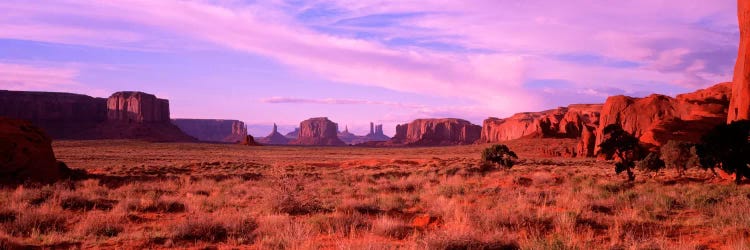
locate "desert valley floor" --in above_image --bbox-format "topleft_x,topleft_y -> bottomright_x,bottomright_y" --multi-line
2,139 -> 750,249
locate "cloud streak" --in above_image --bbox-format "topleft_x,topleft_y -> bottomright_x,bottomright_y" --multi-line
0,0 -> 739,119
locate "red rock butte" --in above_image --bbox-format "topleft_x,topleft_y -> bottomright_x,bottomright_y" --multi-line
290,117 -> 346,146
390,118 -> 481,146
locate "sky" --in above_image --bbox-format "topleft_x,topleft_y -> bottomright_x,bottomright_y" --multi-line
0,0 -> 740,136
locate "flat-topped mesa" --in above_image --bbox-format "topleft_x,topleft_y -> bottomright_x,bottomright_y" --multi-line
729,0 -> 750,122
390,118 -> 481,146
594,82 -> 732,153
107,91 -> 170,123
290,117 -> 346,146
0,90 -> 107,138
480,104 -> 602,143
171,119 -> 248,142
259,123 -> 291,145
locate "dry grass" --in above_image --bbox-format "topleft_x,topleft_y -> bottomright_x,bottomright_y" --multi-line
0,138 -> 747,248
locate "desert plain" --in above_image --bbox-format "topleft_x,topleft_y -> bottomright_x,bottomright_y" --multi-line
1,139 -> 748,249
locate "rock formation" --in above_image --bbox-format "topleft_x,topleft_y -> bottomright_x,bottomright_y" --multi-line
258,123 -> 291,145
0,90 -> 193,141
171,119 -> 248,142
364,122 -> 390,142
390,118 -> 481,146
336,122 -> 391,145
594,82 -> 732,152
0,91 -> 107,138
290,117 -> 346,146
337,126 -> 360,145
0,117 -> 70,184
107,92 -> 170,123
285,128 -> 300,139
729,0 -> 750,123
481,104 -> 602,143
241,134 -> 259,146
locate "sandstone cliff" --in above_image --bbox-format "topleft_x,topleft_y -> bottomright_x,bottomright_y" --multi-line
594,82 -> 732,152
290,117 -> 346,146
107,92 -> 170,123
390,118 -> 481,146
258,123 -> 291,145
0,90 -> 193,141
172,119 -> 248,142
729,0 -> 750,122
0,91 -> 106,138
0,117 -> 70,184
480,104 -> 602,143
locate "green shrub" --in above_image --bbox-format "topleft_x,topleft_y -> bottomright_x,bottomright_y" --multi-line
636,151 -> 665,173
481,144 -> 518,169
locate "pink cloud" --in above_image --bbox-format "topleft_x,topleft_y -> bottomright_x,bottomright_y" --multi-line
0,62 -> 79,90
0,0 -> 738,120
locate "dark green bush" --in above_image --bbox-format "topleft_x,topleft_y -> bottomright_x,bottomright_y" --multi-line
481,144 -> 518,169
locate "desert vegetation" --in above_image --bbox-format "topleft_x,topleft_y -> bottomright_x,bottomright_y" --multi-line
0,138 -> 748,249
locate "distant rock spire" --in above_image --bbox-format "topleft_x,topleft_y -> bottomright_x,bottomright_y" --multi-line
345,125 -> 349,133
369,122 -> 374,135
272,123 -> 278,133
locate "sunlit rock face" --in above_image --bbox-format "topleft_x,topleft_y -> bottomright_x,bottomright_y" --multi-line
290,117 -> 345,146
594,82 -> 732,153
480,104 -> 602,143
391,118 -> 481,146
729,0 -> 750,122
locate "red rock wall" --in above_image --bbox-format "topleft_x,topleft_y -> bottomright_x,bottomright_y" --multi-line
391,118 -> 481,146
107,91 -> 170,123
290,117 -> 345,146
0,91 -> 107,138
480,104 -> 602,143
729,0 -> 750,122
171,119 -> 247,142
595,82 -> 731,152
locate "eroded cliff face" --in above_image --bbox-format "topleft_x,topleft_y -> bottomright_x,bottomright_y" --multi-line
171,119 -> 247,142
107,92 -> 170,123
480,104 -> 602,143
595,82 -> 732,152
729,0 -> 750,122
0,91 -> 106,138
0,90 -> 193,141
391,118 -> 481,146
290,117 -> 345,146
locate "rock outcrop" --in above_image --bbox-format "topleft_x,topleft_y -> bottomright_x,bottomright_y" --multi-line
0,117 -> 70,184
0,90 -> 193,141
258,123 -> 291,145
285,128 -> 300,139
241,135 -> 260,146
0,91 -> 107,139
390,118 -> 481,146
364,122 -> 390,142
337,126 -> 361,145
107,92 -> 170,123
171,119 -> 248,142
594,82 -> 732,152
729,0 -> 750,122
336,122 -> 391,145
481,104 -> 602,143
290,117 -> 346,146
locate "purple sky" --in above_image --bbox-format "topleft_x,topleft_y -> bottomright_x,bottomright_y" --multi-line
0,0 -> 740,136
